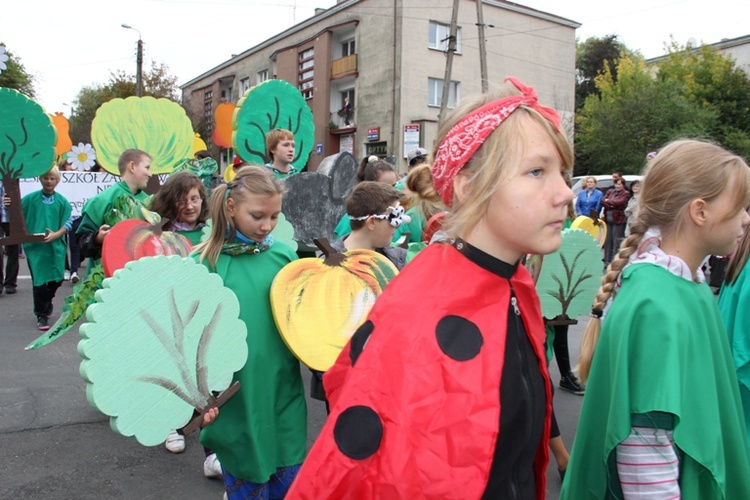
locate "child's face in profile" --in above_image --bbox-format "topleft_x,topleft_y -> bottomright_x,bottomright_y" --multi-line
40,173 -> 60,194
469,114 -> 573,262
271,140 -> 295,166
228,192 -> 282,243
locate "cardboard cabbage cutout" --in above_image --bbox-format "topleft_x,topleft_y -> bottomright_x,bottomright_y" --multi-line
233,79 -> 314,171
50,112 -> 73,157
282,152 -> 357,248
531,228 -> 602,322
212,102 -> 235,148
571,214 -> 607,247
0,87 -> 56,246
26,195 -> 160,350
102,218 -> 193,277
91,96 -> 193,175
172,157 -> 220,198
270,238 -> 398,371
79,255 -> 248,446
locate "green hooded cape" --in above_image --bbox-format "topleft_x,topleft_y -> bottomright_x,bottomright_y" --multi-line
22,190 -> 72,286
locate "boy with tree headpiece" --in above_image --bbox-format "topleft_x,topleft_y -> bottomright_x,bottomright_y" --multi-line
76,149 -> 152,260
264,129 -> 298,179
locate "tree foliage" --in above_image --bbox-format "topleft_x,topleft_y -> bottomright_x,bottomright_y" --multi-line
0,43 -> 35,98
575,35 -> 629,109
69,62 -> 180,145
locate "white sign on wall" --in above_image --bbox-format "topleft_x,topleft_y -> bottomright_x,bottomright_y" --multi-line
403,124 -> 421,159
340,134 -> 354,155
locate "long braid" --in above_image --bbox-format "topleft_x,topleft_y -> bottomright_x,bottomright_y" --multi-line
578,217 -> 648,380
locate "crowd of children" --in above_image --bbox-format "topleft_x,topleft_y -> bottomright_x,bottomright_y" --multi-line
7,80 -> 750,499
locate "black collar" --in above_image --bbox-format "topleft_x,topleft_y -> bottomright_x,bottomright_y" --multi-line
452,238 -> 518,279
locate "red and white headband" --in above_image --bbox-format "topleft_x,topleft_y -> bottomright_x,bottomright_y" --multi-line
431,77 -> 562,206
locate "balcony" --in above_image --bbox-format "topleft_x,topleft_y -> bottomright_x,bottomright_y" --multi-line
331,54 -> 357,79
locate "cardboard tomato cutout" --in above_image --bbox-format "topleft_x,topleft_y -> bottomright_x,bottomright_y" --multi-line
212,102 -> 235,148
102,218 -> 193,277
50,112 -> 73,156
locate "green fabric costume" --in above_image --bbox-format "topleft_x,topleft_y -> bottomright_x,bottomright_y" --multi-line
392,207 -> 426,244
77,181 -> 148,235
333,213 -> 351,240
718,260 -> 750,441
22,191 -> 71,286
175,227 -> 204,246
198,243 -> 307,482
561,264 -> 750,499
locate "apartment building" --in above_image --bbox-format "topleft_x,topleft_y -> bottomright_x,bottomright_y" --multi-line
181,0 -> 579,172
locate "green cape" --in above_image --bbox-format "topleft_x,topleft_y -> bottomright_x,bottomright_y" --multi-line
392,207 -> 426,244
77,181 -> 148,235
22,190 -> 72,286
198,243 -> 307,482
561,264 -> 750,499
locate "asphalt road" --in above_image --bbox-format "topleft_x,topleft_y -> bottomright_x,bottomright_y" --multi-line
1,258 -> 584,499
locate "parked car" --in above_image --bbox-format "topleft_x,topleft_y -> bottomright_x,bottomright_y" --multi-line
571,174 -> 644,195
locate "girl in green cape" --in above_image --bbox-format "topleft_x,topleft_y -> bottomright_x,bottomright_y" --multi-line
150,171 -> 208,245
562,139 -> 750,499
195,165 -> 306,499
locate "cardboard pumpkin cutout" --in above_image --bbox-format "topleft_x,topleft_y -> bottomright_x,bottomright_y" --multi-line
571,214 -> 607,247
270,238 -> 398,371
79,255 -> 247,445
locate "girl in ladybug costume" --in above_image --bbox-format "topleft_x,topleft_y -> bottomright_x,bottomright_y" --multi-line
287,77 -> 574,499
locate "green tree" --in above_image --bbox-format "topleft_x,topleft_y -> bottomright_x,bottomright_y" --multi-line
0,43 -> 35,98
656,40 -> 750,158
575,55 -> 717,174
69,61 -> 180,145
575,35 -> 629,109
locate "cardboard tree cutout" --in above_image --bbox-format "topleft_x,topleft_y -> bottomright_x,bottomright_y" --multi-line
50,112 -> 73,157
79,255 -> 248,445
232,79 -> 314,171
0,87 -> 56,246
91,96 -> 193,175
270,238 -> 398,371
212,102 -> 235,148
530,228 -> 602,324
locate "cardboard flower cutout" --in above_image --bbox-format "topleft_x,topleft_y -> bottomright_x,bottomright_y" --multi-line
67,142 -> 97,171
91,96 -> 193,175
79,255 -> 248,446
0,45 -> 8,72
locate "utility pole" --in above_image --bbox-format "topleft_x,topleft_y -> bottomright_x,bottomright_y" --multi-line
136,38 -> 143,97
476,0 -> 489,93
438,0 -> 460,125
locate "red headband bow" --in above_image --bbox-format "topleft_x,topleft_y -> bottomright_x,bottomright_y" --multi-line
431,77 -> 561,206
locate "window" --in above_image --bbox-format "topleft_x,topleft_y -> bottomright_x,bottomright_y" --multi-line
257,70 -> 268,84
427,77 -> 460,108
204,90 -> 213,100
342,39 -> 355,57
299,47 -> 315,99
428,21 -> 461,53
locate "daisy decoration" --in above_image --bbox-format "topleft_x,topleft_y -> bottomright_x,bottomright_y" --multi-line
67,143 -> 97,171
0,45 -> 9,73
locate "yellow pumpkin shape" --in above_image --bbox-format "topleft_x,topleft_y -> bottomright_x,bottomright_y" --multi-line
270,238 -> 398,371
571,215 -> 608,247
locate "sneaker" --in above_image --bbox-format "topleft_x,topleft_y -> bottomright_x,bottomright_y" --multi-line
203,453 -> 222,479
164,429 -> 185,453
70,272 -> 80,284
64,270 -> 71,281
4,286 -> 17,294
37,316 -> 50,331
559,371 -> 585,395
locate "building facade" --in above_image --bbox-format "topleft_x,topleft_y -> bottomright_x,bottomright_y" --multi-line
181,0 -> 579,172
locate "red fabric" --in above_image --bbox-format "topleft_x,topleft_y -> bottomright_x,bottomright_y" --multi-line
288,244 -> 551,499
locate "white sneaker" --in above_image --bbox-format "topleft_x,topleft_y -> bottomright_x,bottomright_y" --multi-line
165,429 -> 185,453
204,453 -> 222,479
70,272 -> 80,284
64,270 -> 71,281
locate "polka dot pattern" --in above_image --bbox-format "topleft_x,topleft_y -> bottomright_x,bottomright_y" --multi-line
435,315 -> 483,361
334,405 -> 383,459
349,320 -> 374,366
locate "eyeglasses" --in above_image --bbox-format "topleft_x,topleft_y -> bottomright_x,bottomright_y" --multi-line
176,196 -> 203,208
349,205 -> 411,228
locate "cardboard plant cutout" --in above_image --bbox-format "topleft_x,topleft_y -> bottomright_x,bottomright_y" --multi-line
102,218 -> 193,277
79,255 -> 248,446
91,96 -> 193,175
212,102 -> 235,148
531,228 -> 602,322
0,87 -> 56,246
50,112 -> 73,157
270,238 -> 398,371
26,195 -> 160,350
232,79 -> 314,171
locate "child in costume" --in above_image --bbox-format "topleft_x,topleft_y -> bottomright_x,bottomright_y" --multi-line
287,77 -> 574,499
562,139 -> 750,499
76,149 -> 152,260
150,172 -> 208,245
195,165 -> 307,499
21,166 -> 72,330
333,156 -> 399,239
718,228 -> 750,440
264,128 -> 298,179
391,164 -> 447,244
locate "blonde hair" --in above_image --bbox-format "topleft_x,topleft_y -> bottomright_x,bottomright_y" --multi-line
434,83 -> 574,239
404,164 -> 447,222
41,165 -> 61,181
725,228 -> 750,286
579,139 -> 750,380
196,165 -> 284,269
